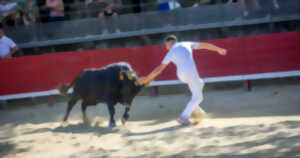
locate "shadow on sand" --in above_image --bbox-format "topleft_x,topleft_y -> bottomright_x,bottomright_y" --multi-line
0,141 -> 30,158
126,120 -> 300,158
22,122 -> 120,137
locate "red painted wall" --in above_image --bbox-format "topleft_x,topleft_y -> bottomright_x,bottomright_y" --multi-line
0,31 -> 300,96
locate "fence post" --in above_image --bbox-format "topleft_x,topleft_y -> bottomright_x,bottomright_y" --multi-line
48,95 -> 55,106
150,86 -> 159,96
243,80 -> 252,91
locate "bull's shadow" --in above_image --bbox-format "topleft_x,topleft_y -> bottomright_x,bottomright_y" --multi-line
53,123 -> 119,135
23,122 -> 120,136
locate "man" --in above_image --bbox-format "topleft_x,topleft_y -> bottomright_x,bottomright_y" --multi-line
18,0 -> 38,25
0,0 -> 20,26
0,24 -> 18,59
98,2 -> 121,34
0,23 -> 18,108
139,35 -> 227,125
46,0 -> 65,22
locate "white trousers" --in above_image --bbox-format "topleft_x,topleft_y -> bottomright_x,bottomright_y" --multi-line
180,77 -> 205,118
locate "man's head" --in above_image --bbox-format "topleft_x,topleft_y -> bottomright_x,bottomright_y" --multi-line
0,24 -> 4,38
164,35 -> 177,51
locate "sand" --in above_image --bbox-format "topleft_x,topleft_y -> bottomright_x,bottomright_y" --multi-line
1,82 -> 300,158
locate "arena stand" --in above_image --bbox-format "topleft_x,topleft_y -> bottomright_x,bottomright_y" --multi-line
4,0 -> 300,49
0,31 -> 299,100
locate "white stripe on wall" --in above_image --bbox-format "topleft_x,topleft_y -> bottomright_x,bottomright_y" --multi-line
1,71 -> 299,100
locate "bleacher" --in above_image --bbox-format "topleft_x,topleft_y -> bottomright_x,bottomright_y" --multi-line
4,0 -> 300,54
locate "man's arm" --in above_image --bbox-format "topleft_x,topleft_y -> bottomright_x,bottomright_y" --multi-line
4,46 -> 18,58
139,64 -> 168,85
194,42 -> 227,55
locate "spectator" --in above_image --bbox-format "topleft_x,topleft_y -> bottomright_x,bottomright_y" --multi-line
157,0 -> 181,26
129,0 -> 141,14
46,0 -> 65,22
98,3 -> 120,34
0,22 -> 18,108
86,0 -> 106,5
0,24 -> 18,59
192,0 -> 200,7
0,0 -> 20,26
157,0 -> 181,12
236,0 -> 279,17
113,0 -> 123,14
193,0 -> 213,7
18,0 -> 39,25
37,0 -> 49,23
272,0 -> 280,9
225,0 -> 257,16
233,0 -> 260,17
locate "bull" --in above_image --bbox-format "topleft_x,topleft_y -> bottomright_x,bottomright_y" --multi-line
57,62 -> 144,127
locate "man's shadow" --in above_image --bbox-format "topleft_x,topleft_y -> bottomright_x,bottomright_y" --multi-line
123,124 -> 186,137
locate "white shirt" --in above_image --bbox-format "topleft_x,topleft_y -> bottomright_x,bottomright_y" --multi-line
0,3 -> 17,17
0,36 -> 16,58
162,42 -> 200,82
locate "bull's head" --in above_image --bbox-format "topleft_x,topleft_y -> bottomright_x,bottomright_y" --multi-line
119,70 -> 144,106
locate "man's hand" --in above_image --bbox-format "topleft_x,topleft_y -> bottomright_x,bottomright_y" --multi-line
138,64 -> 168,86
218,48 -> 227,56
138,77 -> 151,86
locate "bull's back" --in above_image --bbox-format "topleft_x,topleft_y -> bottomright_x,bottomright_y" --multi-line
73,63 -> 131,100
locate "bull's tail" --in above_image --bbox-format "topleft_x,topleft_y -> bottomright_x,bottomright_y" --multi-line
57,77 -> 77,96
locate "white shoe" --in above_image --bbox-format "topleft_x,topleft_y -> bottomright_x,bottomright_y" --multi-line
115,28 -> 121,33
177,116 -> 191,126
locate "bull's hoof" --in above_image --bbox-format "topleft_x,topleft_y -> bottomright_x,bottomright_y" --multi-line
121,117 -> 126,125
109,121 -> 116,128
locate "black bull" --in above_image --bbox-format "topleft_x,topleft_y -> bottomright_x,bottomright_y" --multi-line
57,62 -> 144,127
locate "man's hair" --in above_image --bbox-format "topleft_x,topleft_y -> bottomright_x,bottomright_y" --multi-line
164,35 -> 177,43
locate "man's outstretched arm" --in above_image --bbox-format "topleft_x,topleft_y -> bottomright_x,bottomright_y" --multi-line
194,42 -> 227,55
139,64 -> 168,85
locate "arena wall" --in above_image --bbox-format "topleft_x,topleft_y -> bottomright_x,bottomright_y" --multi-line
1,31 -> 299,100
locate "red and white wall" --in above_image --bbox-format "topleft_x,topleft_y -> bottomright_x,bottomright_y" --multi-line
1,31 -> 300,100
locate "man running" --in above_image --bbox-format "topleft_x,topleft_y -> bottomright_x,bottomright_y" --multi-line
139,35 -> 227,125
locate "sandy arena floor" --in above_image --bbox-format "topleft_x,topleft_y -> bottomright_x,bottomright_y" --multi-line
1,82 -> 300,158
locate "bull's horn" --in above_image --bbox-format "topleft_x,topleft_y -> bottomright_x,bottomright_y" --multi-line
127,72 -> 134,80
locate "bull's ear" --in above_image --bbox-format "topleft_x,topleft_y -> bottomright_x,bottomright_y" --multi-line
120,73 -> 124,80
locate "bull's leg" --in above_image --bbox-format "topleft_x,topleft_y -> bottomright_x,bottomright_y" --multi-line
121,107 -> 130,125
63,96 -> 79,122
106,103 -> 116,128
81,101 -> 90,124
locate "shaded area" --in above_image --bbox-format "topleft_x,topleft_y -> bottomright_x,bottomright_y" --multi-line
124,124 -> 184,137
1,80 -> 300,127
0,81 -> 300,158
0,142 -> 30,157
125,121 -> 300,158
22,122 -> 120,136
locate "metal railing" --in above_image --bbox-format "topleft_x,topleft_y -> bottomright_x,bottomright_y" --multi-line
4,0 -> 299,48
